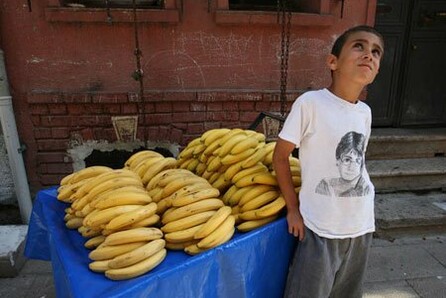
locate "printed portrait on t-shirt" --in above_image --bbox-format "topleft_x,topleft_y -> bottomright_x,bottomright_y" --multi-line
315,131 -> 371,197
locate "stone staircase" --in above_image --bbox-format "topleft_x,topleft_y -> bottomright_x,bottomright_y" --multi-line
366,128 -> 446,238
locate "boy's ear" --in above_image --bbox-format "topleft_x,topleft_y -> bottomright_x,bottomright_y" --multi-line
326,54 -> 338,71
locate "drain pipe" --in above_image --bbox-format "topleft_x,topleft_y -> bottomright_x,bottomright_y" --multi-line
0,49 -> 32,224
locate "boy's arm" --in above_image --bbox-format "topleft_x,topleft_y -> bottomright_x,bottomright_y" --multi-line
273,137 -> 305,240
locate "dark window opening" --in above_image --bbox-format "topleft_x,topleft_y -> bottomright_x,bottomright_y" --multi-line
84,147 -> 174,169
63,0 -> 163,9
229,0 -> 300,12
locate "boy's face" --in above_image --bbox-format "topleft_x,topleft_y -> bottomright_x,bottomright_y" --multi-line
328,31 -> 384,86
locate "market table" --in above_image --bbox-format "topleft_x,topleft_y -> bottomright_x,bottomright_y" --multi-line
24,187 -> 296,298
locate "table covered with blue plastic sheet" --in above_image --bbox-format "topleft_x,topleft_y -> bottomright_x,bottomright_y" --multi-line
24,187 -> 297,298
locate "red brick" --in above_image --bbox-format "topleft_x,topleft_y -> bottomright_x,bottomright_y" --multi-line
145,113 -> 173,125
27,93 -> 62,104
78,128 -> 94,140
239,101 -> 255,111
37,152 -> 69,163
52,127 -> 70,139
175,112 -> 206,122
103,104 -> 121,114
63,93 -> 92,103
30,104 -> 49,115
31,116 -> 41,126
173,103 -> 190,112
207,102 -> 222,111
207,111 -> 239,121
172,123 -> 187,130
203,122 -> 221,131
170,127 -> 183,144
40,174 -> 63,186
146,127 -> 159,140
41,116 -> 72,127
34,128 -> 52,139
121,103 -> 138,114
155,102 -> 172,113
222,101 -> 239,111
255,101 -> 272,112
94,128 -> 116,141
187,123 -> 204,134
37,140 -> 68,151
44,163 -> 73,174
67,104 -> 86,115
48,104 -> 67,115
158,126 -> 170,140
92,93 -> 128,103
240,111 -> 259,122
190,103 -> 206,112
144,103 -> 155,113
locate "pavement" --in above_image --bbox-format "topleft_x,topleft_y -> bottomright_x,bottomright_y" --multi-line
0,231 -> 445,298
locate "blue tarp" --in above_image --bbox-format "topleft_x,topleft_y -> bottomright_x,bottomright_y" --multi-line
25,187 -> 297,298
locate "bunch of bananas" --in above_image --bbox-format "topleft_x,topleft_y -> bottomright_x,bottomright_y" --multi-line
88,227 -> 167,280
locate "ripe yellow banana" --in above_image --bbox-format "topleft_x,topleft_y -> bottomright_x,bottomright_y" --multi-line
146,187 -> 164,202
78,225 -> 102,238
252,172 -> 278,186
220,148 -> 256,166
241,146 -> 268,169
165,239 -> 199,251
108,239 -> 166,269
263,150 -> 274,166
105,203 -> 157,230
222,184 -> 239,205
161,175 -> 209,198
218,133 -> 249,157
84,205 -> 141,228
236,214 -> 279,232
156,196 -> 173,215
94,191 -> 152,210
165,182 -> 213,202
161,210 -> 216,233
217,128 -> 244,146
194,206 -> 232,239
211,175 -> 232,192
162,198 -> 224,224
223,160 -> 245,181
85,235 -> 106,249
206,155 -> 222,172
228,185 -> 257,206
156,169 -> 197,188
201,128 -> 231,146
126,214 -> 160,229
60,172 -> 76,186
70,166 -> 113,184
133,156 -> 166,178
65,217 -> 84,229
289,156 -> 300,167
192,143 -> 206,156
197,215 -> 235,249
231,163 -> 269,184
237,184 -> 276,207
171,187 -> 220,207
230,136 -> 259,155
89,241 -> 147,261
240,190 -> 279,213
124,150 -> 164,169
164,224 -> 205,243
89,259 -> 112,273
105,248 -> 167,280
141,157 -> 177,185
103,227 -> 163,246
255,195 -> 286,218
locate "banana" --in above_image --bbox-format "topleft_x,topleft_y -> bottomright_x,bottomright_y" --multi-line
194,206 -> 232,239
126,214 -> 160,229
156,169 -> 196,188
217,128 -> 244,146
234,172 -> 261,188
178,158 -> 195,170
211,175 -> 232,192
236,214 -> 279,232
186,158 -> 200,172
223,160 -> 245,181
263,150 -> 274,166
221,184 -> 239,205
91,185 -> 147,206
239,190 -> 279,213
252,172 -> 278,186
197,215 -> 235,249
192,143 -> 206,156
165,239 -> 199,251
108,239 -> 166,269
195,162 -> 207,176
165,182 -> 213,201
78,225 -> 102,238
206,155 -> 222,172
161,198 -> 224,224
220,148 -> 256,166
124,150 -> 164,169
57,185 -> 77,203
241,146 -> 268,169
171,188 -> 220,207
164,224 -> 205,243
65,217 -> 84,229
230,136 -> 259,155
161,175 -> 209,198
228,185 -> 257,206
202,138 -> 222,156
85,235 -> 106,249
103,227 -> 163,246
292,176 -> 302,187
218,133 -> 249,157
289,157 -> 300,167
187,136 -> 203,148
105,248 -> 167,280
133,156 -> 166,178
89,241 -> 147,261
70,166 -> 113,184
201,128 -> 231,146
245,130 -> 266,142
141,157 -> 178,185
60,172 -> 76,186
84,205 -> 141,228
184,243 -> 207,255
178,142 -> 200,160
161,210 -> 216,233
89,259 -> 112,273
238,184 -> 276,207
231,163 -> 269,184
94,191 -> 152,210
105,203 -> 157,230
146,187 -> 164,202
255,195 -> 286,218
156,196 -> 173,215
64,213 -> 75,222
208,171 -> 221,185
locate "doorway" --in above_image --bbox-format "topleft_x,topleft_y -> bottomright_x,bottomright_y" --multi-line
367,0 -> 446,127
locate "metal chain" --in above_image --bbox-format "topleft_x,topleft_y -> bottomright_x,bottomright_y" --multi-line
104,0 -> 113,23
132,0 -> 145,117
278,0 -> 292,118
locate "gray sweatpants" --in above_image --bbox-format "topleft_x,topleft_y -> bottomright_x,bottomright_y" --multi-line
283,227 -> 373,298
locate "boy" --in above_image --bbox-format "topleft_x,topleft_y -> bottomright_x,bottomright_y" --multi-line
272,25 -> 384,297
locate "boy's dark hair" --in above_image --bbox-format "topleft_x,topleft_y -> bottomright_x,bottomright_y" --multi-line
331,25 -> 384,58
335,131 -> 366,161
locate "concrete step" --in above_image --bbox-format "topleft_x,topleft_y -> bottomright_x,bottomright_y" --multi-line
367,157 -> 446,193
367,128 -> 446,160
0,225 -> 27,277
374,191 -> 446,239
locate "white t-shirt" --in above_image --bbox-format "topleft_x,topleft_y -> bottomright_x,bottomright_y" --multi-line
278,88 -> 375,239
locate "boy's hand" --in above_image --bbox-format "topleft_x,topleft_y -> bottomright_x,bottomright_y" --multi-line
287,210 -> 305,241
